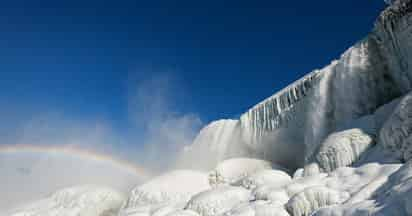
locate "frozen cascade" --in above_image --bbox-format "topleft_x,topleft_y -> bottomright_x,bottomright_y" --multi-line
239,70 -> 322,145
180,0 -> 412,170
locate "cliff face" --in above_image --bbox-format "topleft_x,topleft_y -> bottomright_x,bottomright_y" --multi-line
180,0 -> 412,170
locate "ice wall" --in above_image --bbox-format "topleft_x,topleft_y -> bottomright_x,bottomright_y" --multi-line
180,0 -> 412,170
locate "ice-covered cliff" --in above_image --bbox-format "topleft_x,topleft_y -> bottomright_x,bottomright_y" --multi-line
179,0 -> 412,170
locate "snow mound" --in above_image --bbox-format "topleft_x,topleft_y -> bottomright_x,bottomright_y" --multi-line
315,128 -> 375,172
8,185 -> 125,216
208,158 -> 279,186
285,186 -> 349,216
240,169 -> 291,190
120,170 -> 210,215
185,186 -> 252,216
380,92 -> 412,162
226,200 -> 289,216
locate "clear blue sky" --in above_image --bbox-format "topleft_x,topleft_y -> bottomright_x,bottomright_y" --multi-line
0,0 -> 386,143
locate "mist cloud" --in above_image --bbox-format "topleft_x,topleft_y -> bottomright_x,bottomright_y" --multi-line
128,73 -> 202,172
0,71 -> 204,211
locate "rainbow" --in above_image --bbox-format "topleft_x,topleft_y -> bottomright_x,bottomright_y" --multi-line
0,144 -> 152,180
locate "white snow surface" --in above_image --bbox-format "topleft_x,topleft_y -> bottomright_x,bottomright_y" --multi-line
5,185 -> 125,216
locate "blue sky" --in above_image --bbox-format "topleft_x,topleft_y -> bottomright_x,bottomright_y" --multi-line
0,0 -> 386,150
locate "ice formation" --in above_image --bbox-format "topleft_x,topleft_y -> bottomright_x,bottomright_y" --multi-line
285,186 -> 349,216
179,0 -> 412,170
380,92 -> 412,161
6,185 -> 125,216
313,161 -> 412,215
208,158 -> 280,186
185,186 -> 252,216
315,128 -> 375,172
240,169 -> 292,190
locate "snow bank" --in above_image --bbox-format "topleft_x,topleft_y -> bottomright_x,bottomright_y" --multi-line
185,186 -> 252,216
8,185 -> 125,216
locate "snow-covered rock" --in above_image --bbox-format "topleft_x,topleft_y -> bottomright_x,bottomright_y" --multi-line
208,158 -> 278,186
240,169 -> 291,190
285,186 -> 349,216
185,186 -> 252,216
315,128 -> 375,172
7,185 -> 125,216
120,170 -> 210,216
